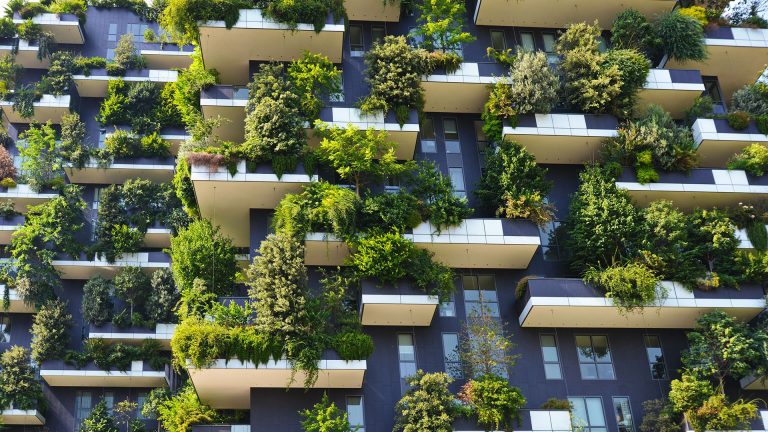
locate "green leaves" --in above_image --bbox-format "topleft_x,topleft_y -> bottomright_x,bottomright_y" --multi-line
30,299 -> 72,363
459,374 -> 526,431
18,121 -> 65,192
394,371 -> 456,432
584,262 -> 660,312
0,346 -> 42,411
300,394 -> 353,432
169,219 -> 237,296
410,0 -> 475,53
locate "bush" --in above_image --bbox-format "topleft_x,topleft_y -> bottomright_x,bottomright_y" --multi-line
584,262 -> 661,312
406,161 -> 472,230
331,331 -> 374,361
603,48 -> 651,118
728,143 -> 768,175
0,145 -> 16,181
170,219 -> 237,296
731,83 -> 768,116
655,11 -> 707,62
475,140 -> 553,225
31,300 -> 72,363
685,95 -> 714,125
287,52 -> 341,120
639,399 -> 680,432
727,111 -> 750,130
111,34 -> 145,73
458,374 -> 526,431
18,121 -> 64,192
540,398 -> 572,411
481,78 -> 516,143
104,130 -> 140,159
611,8 -> 661,54
300,394 -> 351,432
258,0 -> 345,32
359,192 -> 422,232
80,400 -> 119,432
348,231 -> 411,284
49,0 -> 87,23
273,181 -> 359,240
0,18 -> 15,39
155,384 -> 218,432
145,269 -> 179,324
140,132 -> 171,158
82,276 -> 114,326
757,115 -> 768,135
507,50 -> 559,115
114,266 -> 151,318
0,346 -> 43,411
679,6 -> 708,26
160,0 -> 251,44
393,371 -> 456,432
409,0 -> 474,53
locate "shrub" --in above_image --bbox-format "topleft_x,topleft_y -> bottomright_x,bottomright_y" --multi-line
111,34 -> 145,73
0,199 -> 16,218
540,398 -> 572,411
685,95 -> 714,125
584,262 -> 661,312
332,331 -> 374,361
481,78 -> 516,144
140,132 -> 171,158
727,110 -> 750,130
611,8 -> 660,54
287,52 -> 341,120
359,192 -> 422,232
655,11 -> 707,62
0,346 -> 43,411
679,6 -> 708,26
603,48 -> 651,118
406,161 -> 472,230
728,143 -> 768,175
273,181 -> 359,240
31,300 -> 72,363
349,231 -> 411,284
114,266 -> 151,317
409,0 -> 474,53
39,51 -> 75,95
155,384 -> 218,432
393,371 -> 456,432
49,0 -> 87,22
300,394 -> 352,432
507,50 -> 559,114
170,219 -> 237,296
757,115 -> 768,135
160,0 -> 251,44
639,399 -> 680,432
258,0 -> 345,31
0,145 -> 16,181
145,269 -> 179,324
0,18 -> 14,39
731,83 -> 768,116
82,276 -> 114,326
80,400 -> 119,432
173,158 -> 198,217
60,112 -> 90,169
104,130 -> 140,159
475,140 -> 553,225
458,374 -> 526,431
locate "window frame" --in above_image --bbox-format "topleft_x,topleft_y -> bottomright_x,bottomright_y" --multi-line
539,333 -> 562,380
349,24 -> 365,55
612,396 -> 635,432
441,332 -> 462,378
643,334 -> 668,380
397,333 -> 417,393
489,29 -> 506,51
569,396 -> 608,432
575,335 -> 616,380
346,395 -> 366,432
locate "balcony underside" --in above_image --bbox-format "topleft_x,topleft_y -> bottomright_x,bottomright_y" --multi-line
13,18 -> 84,44
421,82 -> 490,113
621,188 -> 767,210
0,225 -> 19,244
473,0 -> 675,28
416,242 -> 540,269
188,359 -> 366,409
696,138 -> 764,168
140,50 -> 193,69
741,374 -> 768,391
0,46 -> 48,69
199,25 -> 344,85
0,191 -> 57,213
65,163 -> 175,184
501,133 -> 606,164
345,0 -> 400,21
0,409 -> 45,425
304,237 -> 350,266
52,260 -> 170,279
40,370 -> 167,387
0,101 -> 69,124
360,295 -> 439,326
144,228 -> 172,248
636,88 -> 703,119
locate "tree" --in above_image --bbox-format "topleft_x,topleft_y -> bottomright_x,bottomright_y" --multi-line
82,276 -> 114,326
458,306 -> 519,379
287,52 -> 342,120
655,11 -> 707,63
169,219 -> 237,296
300,393 -> 352,432
315,123 -> 405,196
0,144 -> 16,182
458,374 -> 526,431
639,399 -> 680,432
393,371 -> 456,432
175,278 -> 217,320
81,400 -> 119,432
113,266 -> 151,317
0,346 -> 42,410
611,9 -> 660,55
475,140 -> 553,225
686,208 -> 740,289
30,299 -> 72,363
113,399 -> 138,431
155,384 -> 217,432
110,34 -> 145,74
18,122 -> 64,192
145,268 -> 179,324
507,50 -> 559,114
273,181 -> 359,240
410,0 -> 475,53
406,161 -> 472,230
60,112 -> 89,169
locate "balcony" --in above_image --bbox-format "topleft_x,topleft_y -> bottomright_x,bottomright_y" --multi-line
502,114 -> 618,164
304,232 -> 349,266
0,94 -> 70,124
517,278 -> 765,328
13,13 -> 84,44
139,44 -> 194,69
144,227 -> 172,248
692,118 -> 767,167
473,0 -> 674,28
191,160 -> 316,247
0,214 -> 23,244
421,62 -> 507,113
191,426 -> 250,432
0,39 -> 49,68
5,287 -> 35,313
637,69 -> 705,119
40,359 -> 169,387
104,127 -> 188,155
64,157 -> 176,184
0,184 -> 58,212
88,323 -> 177,349
736,225 -> 767,251
616,168 -> 768,209
187,353 -> 367,409
454,409 -> 572,432
200,85 -> 247,143
0,409 -> 45,425
199,9 -> 345,84
345,0 -> 400,21
52,252 -> 171,279
72,69 -> 178,98
359,279 -> 439,326
405,218 -> 541,269
665,27 -> 768,99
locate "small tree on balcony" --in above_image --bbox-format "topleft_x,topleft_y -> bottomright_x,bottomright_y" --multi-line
146,268 -> 179,324
169,218 -> 237,296
82,275 -> 114,326
31,299 -> 73,363
18,122 -> 65,192
81,400 -> 119,432
300,393 -> 352,432
114,266 -> 151,318
410,0 -> 475,54
393,371 -> 457,432
0,346 -> 43,410
457,306 -> 519,379
507,50 -> 559,115
287,52 -> 342,121
155,384 -> 217,432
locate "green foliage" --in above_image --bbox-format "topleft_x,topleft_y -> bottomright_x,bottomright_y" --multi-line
155,384 -> 218,432
406,161 -> 472,230
159,0 -> 250,44
0,54 -> 21,98
31,299 -> 72,363
731,83 -> 768,116
540,398 -> 572,411
603,48 -> 650,118
728,143 -> 768,175
655,11 -> 707,62
359,192 -> 422,232
113,266 -> 151,317
458,374 -> 526,431
638,399 -> 679,432
685,95 -> 714,126
146,269 -> 179,324
257,0 -> 345,31
679,6 -> 708,26
80,400 -> 119,432
174,278 -> 217,321
507,50 -> 559,115
481,78 -> 515,144
458,307 -> 518,378
65,339 -> 167,372
98,79 -> 180,134
287,52 -> 341,120
360,36 -> 428,125
104,129 -> 140,159
0,18 -> 14,38
475,140 -> 553,224
584,262 -> 660,312
273,181 -> 359,240
39,51 -> 75,95
0,346 -> 43,411
60,112 -> 90,169
409,0 -> 474,53
171,48 -> 217,130
331,331 -> 374,361
173,158 -> 198,217
12,84 -> 39,119
82,276 -> 114,326
48,0 -> 87,22
18,121 -> 64,192
727,110 -> 750,130
393,371 -> 456,432
686,208 -> 740,289
109,34 -> 145,76
300,394 -> 352,432
611,9 -> 660,55
670,374 -> 758,432
170,218 -> 237,296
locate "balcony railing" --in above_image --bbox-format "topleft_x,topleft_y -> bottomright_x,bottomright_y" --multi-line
40,359 -> 170,387
0,39 -> 49,69
421,62 -> 507,113
72,69 -> 178,98
12,13 -> 83,44
0,94 -> 70,124
64,156 -> 176,184
359,279 -> 439,326
638,69 -> 705,119
52,252 -> 172,279
88,323 -> 177,348
693,118 -> 768,167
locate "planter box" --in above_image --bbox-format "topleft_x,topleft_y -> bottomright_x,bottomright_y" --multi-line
40,359 -> 169,387
88,323 -> 177,348
52,252 -> 171,279
72,69 -> 178,97
693,118 -> 768,167
13,13 -> 83,44
0,94 -> 70,124
421,62 -> 507,113
0,39 -> 49,68
359,279 -> 439,326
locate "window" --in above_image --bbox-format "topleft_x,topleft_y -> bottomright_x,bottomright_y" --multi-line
75,391 -> 93,431
137,393 -> 149,420
384,175 -> 400,193
474,120 -> 489,167
490,30 -> 506,51
0,315 -> 9,343
576,335 -> 615,380
539,334 -> 562,379
103,392 -> 115,414
448,167 -> 466,198
127,23 -> 149,42
644,335 -> 668,380
442,333 -> 461,378
329,75 -> 344,102
420,117 -> 437,153
439,293 -> 456,317
347,396 -> 365,432
569,397 -> 607,432
443,118 -> 459,141
107,23 -> 117,42
542,33 -> 558,64
520,32 -> 535,51
703,77 -> 724,112
397,334 -> 416,393
349,25 -> 364,56
539,220 -> 565,261
613,397 -> 635,432
463,275 -> 498,317
371,26 -> 385,45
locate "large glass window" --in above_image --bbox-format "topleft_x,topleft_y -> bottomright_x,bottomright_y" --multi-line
347,396 -> 365,432
540,334 -> 562,379
107,23 -> 117,42
398,334 -> 416,393
448,167 -> 466,197
570,397 -> 607,432
575,335 -> 615,380
0,315 -> 9,343
542,33 -> 558,64
371,26 -> 386,45
103,392 -> 115,414
127,23 -> 149,42
463,275 -> 499,317
539,220 -> 565,261
420,117 -> 437,153
439,293 -> 456,317
644,335 -> 668,380
137,392 -> 149,419
442,333 -> 461,378
442,118 -> 459,141
520,32 -> 535,51
75,391 -> 93,431
613,397 -> 635,432
490,30 -> 506,51
349,25 -> 364,55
